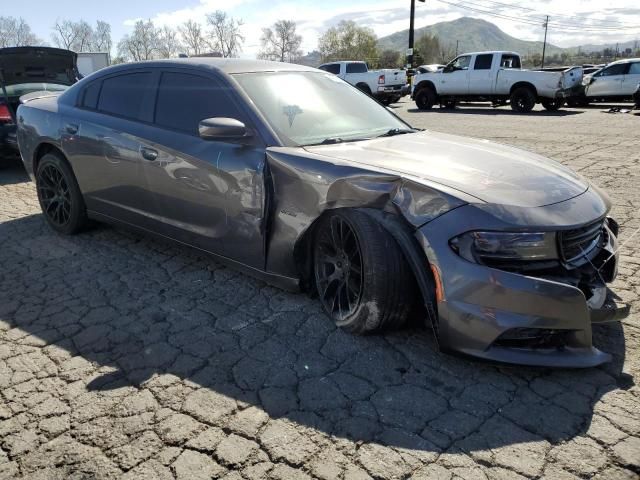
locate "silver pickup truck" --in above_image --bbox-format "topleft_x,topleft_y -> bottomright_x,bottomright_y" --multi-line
411,51 -> 583,112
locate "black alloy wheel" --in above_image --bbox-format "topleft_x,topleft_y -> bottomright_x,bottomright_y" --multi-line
38,163 -> 72,227
313,209 -> 416,334
314,214 -> 364,322
35,152 -> 88,235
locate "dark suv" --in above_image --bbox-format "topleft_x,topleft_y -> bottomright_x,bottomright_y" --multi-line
0,47 -> 79,160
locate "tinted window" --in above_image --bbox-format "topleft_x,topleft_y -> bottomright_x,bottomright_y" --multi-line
451,56 -> 471,70
627,62 -> 640,74
82,81 -> 101,109
155,72 -> 242,135
596,63 -> 629,76
500,54 -> 521,69
346,63 -> 367,74
98,73 -> 153,120
320,64 -> 340,75
474,54 -> 493,70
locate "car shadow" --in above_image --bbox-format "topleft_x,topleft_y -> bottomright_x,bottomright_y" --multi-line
0,213 -> 634,457
406,105 -> 583,116
0,157 -> 29,185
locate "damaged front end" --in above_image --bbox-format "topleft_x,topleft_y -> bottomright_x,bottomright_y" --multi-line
416,189 -> 630,368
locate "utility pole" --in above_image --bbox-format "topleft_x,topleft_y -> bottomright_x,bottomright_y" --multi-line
407,0 -> 425,68
455,39 -> 459,56
541,15 -> 549,69
614,42 -> 619,60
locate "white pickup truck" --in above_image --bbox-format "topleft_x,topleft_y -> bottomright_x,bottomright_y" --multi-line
318,61 -> 407,105
411,51 -> 583,112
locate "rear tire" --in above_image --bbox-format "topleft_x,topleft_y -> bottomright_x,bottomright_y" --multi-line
510,87 -> 536,113
541,99 -> 563,111
313,209 -> 415,334
35,152 -> 88,235
415,87 -> 436,110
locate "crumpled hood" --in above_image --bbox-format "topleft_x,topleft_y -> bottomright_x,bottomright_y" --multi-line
0,47 -> 78,87
304,131 -> 589,208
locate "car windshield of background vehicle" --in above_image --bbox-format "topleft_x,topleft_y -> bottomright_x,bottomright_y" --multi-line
3,83 -> 68,97
234,71 -> 409,147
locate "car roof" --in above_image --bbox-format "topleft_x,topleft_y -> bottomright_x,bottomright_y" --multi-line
608,57 -> 640,65
95,58 -> 318,76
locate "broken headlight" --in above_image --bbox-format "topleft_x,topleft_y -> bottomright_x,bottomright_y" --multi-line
450,231 -> 558,264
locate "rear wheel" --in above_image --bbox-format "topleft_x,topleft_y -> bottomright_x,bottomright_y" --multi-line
313,210 -> 415,334
415,87 -> 436,110
510,87 -> 536,113
541,99 -> 564,111
35,152 -> 88,235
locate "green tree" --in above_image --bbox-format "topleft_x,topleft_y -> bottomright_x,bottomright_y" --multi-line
377,49 -> 401,68
414,33 -> 440,65
318,20 -> 378,63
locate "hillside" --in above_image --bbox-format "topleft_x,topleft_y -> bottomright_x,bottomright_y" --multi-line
378,17 -> 565,57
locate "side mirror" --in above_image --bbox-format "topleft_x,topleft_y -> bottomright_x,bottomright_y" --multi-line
199,117 -> 248,140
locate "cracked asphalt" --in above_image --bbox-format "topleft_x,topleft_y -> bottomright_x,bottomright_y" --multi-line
1,101 -> 639,480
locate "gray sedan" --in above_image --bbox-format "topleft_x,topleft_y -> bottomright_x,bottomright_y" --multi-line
16,59 -> 629,367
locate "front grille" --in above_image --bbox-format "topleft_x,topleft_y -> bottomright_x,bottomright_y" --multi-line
558,219 -> 604,262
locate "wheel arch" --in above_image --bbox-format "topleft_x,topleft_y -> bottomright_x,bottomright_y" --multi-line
415,80 -> 437,95
293,207 -> 438,316
510,82 -> 538,97
32,142 -> 67,175
355,82 -> 372,94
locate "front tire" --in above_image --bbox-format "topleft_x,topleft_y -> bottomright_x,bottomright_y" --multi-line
313,210 -> 415,334
541,99 -> 563,111
510,87 -> 536,113
35,152 -> 88,235
415,87 -> 436,110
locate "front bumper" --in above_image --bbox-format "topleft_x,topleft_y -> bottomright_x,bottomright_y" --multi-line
416,201 -> 629,368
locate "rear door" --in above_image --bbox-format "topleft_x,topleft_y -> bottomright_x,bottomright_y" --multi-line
586,63 -> 629,97
439,55 -> 471,95
63,70 -> 161,230
622,61 -> 640,96
467,53 -> 494,95
140,69 -> 266,267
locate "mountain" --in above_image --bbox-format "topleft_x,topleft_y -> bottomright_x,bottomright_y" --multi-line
378,17 -> 565,57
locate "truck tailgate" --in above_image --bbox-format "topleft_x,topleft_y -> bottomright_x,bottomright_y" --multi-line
561,66 -> 583,90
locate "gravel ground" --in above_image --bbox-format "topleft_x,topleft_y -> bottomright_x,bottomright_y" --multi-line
1,100 -> 639,480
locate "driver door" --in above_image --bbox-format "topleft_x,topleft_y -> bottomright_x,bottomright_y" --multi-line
439,55 -> 471,95
140,70 -> 267,268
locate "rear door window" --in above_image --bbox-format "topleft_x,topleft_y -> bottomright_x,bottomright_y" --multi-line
81,81 -> 101,109
474,54 -> 493,70
346,63 -> 368,74
500,55 -> 521,69
627,62 -> 640,75
320,64 -> 341,75
596,63 -> 629,77
97,72 -> 154,121
154,71 -> 244,135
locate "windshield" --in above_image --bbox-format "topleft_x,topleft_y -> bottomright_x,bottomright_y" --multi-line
2,83 -> 68,97
233,71 -> 410,147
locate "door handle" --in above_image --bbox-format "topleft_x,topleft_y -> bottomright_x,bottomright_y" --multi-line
140,147 -> 158,161
65,123 -> 79,135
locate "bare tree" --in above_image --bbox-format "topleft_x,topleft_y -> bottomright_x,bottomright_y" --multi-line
117,20 -> 158,62
206,11 -> 244,58
52,19 -> 80,50
0,16 -> 40,47
91,20 -> 112,52
258,20 -> 302,62
74,20 -> 94,52
179,20 -> 206,56
156,25 -> 181,59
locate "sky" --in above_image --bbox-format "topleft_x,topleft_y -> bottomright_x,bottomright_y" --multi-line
3,0 -> 640,57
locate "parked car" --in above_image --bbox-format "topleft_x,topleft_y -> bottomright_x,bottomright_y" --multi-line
17,58 -> 628,367
578,58 -> 640,104
318,61 -> 407,105
0,47 -> 78,160
412,51 -> 583,112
